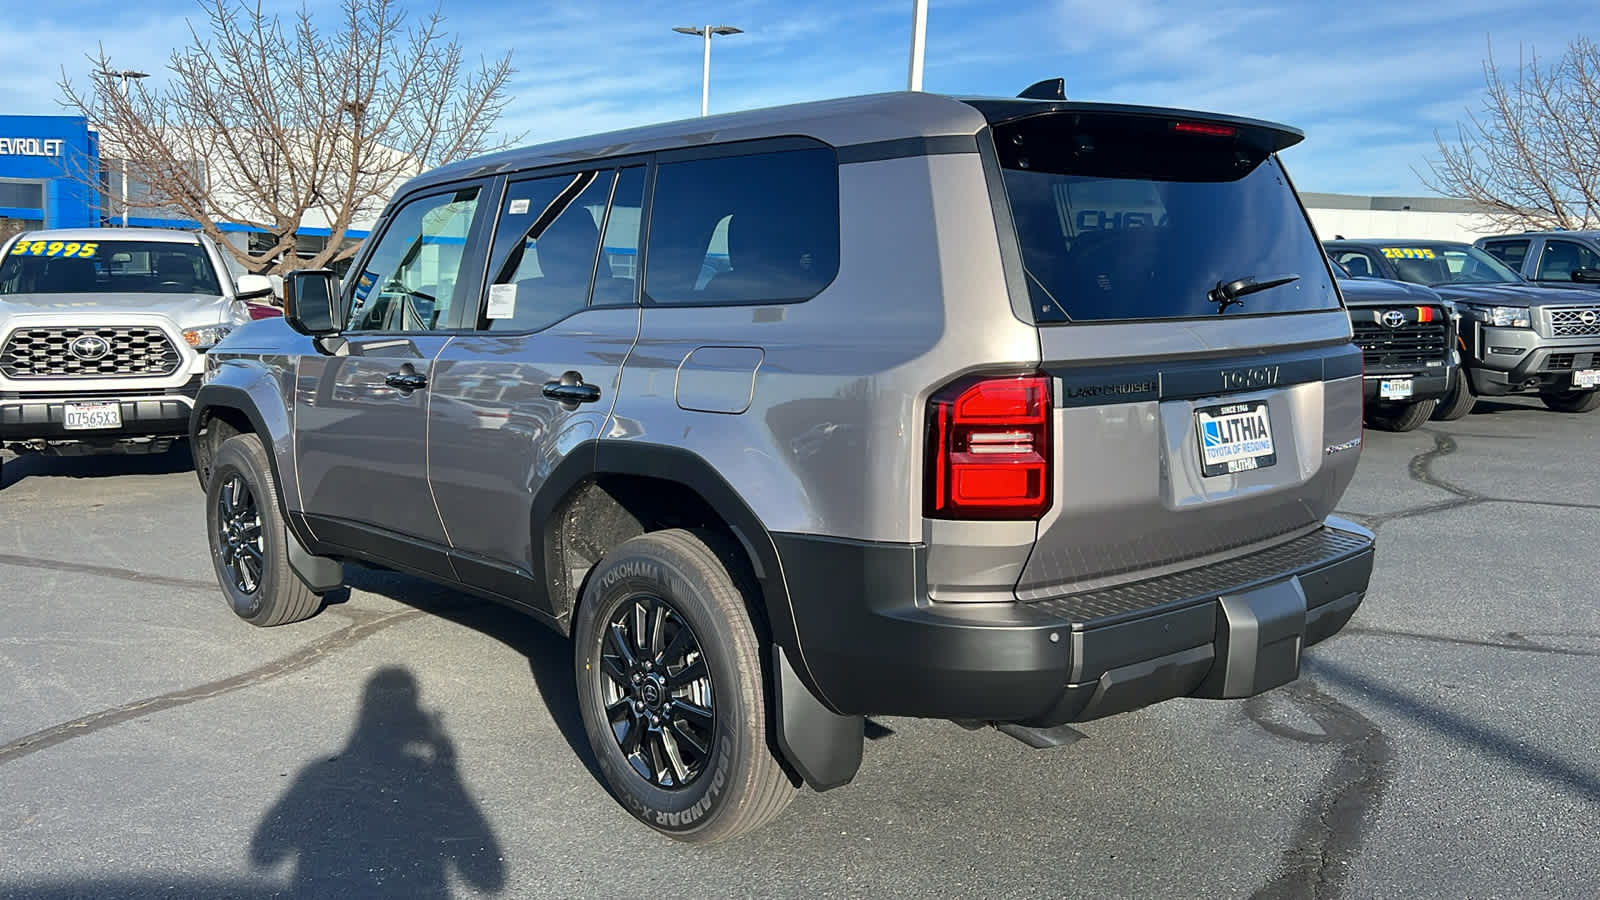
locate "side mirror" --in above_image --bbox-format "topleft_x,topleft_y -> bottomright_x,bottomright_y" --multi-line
283,269 -> 341,336
235,273 -> 276,302
1570,267 -> 1600,284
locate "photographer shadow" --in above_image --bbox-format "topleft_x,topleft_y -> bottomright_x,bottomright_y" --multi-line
250,666 -> 505,899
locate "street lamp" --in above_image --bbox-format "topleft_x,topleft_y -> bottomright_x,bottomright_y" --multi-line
673,25 -> 742,117
908,0 -> 928,91
101,68 -> 149,227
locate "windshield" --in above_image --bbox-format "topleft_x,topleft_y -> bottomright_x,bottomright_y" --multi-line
995,114 -> 1338,322
0,239 -> 222,296
1378,244 -> 1522,286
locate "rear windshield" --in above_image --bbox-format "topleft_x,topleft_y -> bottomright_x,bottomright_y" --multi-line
995,115 -> 1337,322
0,239 -> 221,296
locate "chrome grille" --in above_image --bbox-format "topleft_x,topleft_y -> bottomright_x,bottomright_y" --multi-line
1351,320 -> 1449,369
1547,307 -> 1600,337
1,326 -> 183,378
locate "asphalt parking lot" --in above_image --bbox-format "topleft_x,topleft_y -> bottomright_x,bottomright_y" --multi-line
2,396 -> 1598,899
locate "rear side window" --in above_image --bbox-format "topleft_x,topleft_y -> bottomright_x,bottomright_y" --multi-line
995,115 -> 1338,322
1480,239 -> 1529,271
644,147 -> 839,305
1536,239 -> 1600,281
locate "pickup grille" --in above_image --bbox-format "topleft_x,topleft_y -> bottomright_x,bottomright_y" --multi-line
1,326 -> 183,379
1351,320 -> 1449,369
1547,307 -> 1600,337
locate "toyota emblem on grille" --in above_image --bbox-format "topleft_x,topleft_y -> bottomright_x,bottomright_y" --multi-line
1582,310 -> 1598,326
69,335 -> 111,361
1382,310 -> 1407,328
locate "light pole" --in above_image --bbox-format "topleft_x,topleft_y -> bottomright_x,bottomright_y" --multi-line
908,0 -> 928,91
673,25 -> 742,117
101,68 -> 148,227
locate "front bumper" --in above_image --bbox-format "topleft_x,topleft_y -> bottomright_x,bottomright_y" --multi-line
1362,368 -> 1452,404
0,376 -> 203,442
1464,325 -> 1600,395
775,518 -> 1375,725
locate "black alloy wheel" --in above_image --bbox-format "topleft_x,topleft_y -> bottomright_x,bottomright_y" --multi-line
598,593 -> 716,789
215,472 -> 265,594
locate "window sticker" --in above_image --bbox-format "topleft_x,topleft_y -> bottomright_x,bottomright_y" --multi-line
1381,247 -> 1435,259
486,283 -> 517,318
508,198 -> 530,215
10,240 -> 98,258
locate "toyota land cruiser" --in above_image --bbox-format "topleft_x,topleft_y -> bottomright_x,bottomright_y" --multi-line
191,86 -> 1376,842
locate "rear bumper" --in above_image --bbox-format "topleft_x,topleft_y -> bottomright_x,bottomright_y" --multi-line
1466,326 -> 1600,395
0,377 -> 202,442
775,518 -> 1374,724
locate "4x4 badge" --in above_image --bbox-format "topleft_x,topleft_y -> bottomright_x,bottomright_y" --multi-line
1382,310 -> 1406,328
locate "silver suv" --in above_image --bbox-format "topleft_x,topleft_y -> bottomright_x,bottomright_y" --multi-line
0,227 -> 276,473
191,88 -> 1376,842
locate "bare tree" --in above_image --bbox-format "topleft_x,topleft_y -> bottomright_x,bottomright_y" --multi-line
1422,36 -> 1600,232
59,0 -> 518,274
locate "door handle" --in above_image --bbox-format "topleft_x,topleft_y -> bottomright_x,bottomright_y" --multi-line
385,371 -> 429,391
543,374 -> 602,407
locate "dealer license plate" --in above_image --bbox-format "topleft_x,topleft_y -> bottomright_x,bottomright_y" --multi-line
1380,378 -> 1414,400
1196,401 -> 1276,477
1574,369 -> 1600,389
63,401 -> 123,430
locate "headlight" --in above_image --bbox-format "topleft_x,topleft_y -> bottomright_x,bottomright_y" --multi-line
182,324 -> 234,350
1486,306 -> 1531,328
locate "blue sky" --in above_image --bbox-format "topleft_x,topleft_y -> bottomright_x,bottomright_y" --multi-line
1,0 -> 1591,195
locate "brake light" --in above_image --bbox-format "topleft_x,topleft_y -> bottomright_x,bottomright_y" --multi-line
1172,121 -> 1237,137
925,374 -> 1052,520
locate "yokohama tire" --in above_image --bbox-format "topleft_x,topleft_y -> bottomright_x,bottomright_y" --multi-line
204,434 -> 322,627
574,529 -> 795,843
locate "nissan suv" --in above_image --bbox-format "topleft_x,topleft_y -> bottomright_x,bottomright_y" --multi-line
1325,238 -> 1600,413
191,87 -> 1377,842
0,228 -> 277,475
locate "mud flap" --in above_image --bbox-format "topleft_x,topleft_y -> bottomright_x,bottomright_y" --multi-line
773,645 -> 863,792
1192,578 -> 1307,699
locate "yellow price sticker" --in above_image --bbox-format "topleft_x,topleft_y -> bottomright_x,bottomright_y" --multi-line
1382,247 -> 1436,260
11,240 -> 97,258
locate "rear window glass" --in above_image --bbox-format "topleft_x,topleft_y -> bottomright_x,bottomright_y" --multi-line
995,115 -> 1337,322
644,147 -> 839,306
0,239 -> 221,295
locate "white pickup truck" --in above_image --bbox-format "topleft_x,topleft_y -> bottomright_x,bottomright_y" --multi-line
0,227 -> 278,473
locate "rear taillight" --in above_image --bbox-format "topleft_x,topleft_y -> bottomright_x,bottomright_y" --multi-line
925,374 -> 1052,520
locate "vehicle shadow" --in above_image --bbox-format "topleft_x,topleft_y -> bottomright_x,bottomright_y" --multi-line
249,665 -> 507,899
0,443 -> 194,489
340,566 -> 606,788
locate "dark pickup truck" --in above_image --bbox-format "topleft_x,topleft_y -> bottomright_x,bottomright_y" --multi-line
1334,266 -> 1457,430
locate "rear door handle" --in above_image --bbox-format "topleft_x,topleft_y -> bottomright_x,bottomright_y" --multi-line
385,371 -> 429,391
543,373 -> 602,407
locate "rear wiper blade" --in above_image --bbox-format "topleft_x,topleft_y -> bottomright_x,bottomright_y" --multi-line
1207,273 -> 1300,313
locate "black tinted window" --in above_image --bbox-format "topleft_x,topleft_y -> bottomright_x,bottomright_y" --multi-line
1536,239 -> 1600,281
481,171 -> 610,331
644,147 -> 839,305
996,116 -> 1337,322
1481,239 -> 1529,270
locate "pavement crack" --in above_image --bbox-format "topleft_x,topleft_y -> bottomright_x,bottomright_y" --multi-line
1344,430 -> 1488,530
0,552 -> 217,593
1246,681 -> 1391,900
0,608 -> 423,767
1341,626 -> 1600,658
